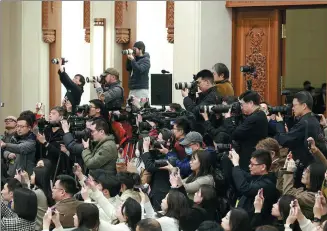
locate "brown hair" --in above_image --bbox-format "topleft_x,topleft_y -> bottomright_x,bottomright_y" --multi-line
256,138 -> 280,158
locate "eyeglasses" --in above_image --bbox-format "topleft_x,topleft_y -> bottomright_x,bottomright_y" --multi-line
4,119 -> 16,123
249,162 -> 263,167
52,187 -> 65,191
16,125 -> 29,129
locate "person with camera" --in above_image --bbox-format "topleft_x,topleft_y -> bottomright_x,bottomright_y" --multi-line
81,118 -> 118,175
57,58 -> 85,112
36,106 -> 68,178
95,68 -> 124,110
274,91 -> 327,187
140,136 -> 172,211
231,90 -> 268,171
126,41 -> 151,99
182,69 -> 222,136
212,63 -> 234,97
0,116 -> 36,177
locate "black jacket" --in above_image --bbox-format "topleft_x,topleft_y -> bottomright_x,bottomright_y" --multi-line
43,126 -> 72,178
58,69 -> 84,107
275,112 -> 327,167
183,87 -> 222,134
141,151 -> 171,211
232,110 -> 268,170
232,167 -> 280,225
126,53 -> 151,90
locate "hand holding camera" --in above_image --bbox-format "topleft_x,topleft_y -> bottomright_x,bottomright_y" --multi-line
228,149 -> 240,166
307,137 -> 317,153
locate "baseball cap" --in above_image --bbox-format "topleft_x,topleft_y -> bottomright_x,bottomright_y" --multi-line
101,68 -> 120,79
180,132 -> 203,146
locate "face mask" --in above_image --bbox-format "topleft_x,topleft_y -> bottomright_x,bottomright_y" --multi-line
135,149 -> 140,158
185,147 -> 193,155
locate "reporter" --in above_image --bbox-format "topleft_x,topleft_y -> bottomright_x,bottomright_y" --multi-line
57,59 -> 85,111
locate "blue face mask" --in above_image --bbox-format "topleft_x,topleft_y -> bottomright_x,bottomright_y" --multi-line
185,147 -> 193,155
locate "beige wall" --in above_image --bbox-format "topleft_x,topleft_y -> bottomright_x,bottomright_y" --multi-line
173,1 -> 232,105
0,1 -> 49,131
285,8 -> 327,88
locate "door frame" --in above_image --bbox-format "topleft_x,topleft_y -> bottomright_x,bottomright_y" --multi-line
231,4 -> 327,106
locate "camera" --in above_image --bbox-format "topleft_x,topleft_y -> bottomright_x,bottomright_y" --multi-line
134,184 -> 149,194
240,65 -> 256,73
37,118 -> 50,133
153,140 -> 166,149
199,104 -> 230,114
175,75 -> 198,99
67,116 -> 88,132
86,76 -> 103,84
73,128 -> 91,141
216,144 -> 232,153
154,159 -> 169,167
122,49 -> 134,55
76,105 -> 90,114
51,58 -> 68,65
268,105 -> 292,115
139,122 -> 153,132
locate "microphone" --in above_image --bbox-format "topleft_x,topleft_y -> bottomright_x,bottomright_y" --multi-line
161,69 -> 170,74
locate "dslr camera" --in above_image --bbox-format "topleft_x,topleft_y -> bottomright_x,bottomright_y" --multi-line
85,76 -> 104,84
51,58 -> 68,65
175,74 -> 198,99
122,49 -> 134,55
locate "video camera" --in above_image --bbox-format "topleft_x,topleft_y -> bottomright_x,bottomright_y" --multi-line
175,74 -> 198,99
66,116 -> 88,132
76,105 -> 90,115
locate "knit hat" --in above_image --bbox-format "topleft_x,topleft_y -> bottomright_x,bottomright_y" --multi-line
133,41 -> 145,52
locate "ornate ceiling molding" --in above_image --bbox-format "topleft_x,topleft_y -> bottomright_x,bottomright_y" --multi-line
42,1 -> 56,43
115,1 -> 130,44
84,1 -> 90,43
166,1 -> 174,44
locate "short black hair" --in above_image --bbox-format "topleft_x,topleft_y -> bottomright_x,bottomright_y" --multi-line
173,117 -> 192,135
56,175 -> 78,196
212,63 -> 230,79
196,69 -> 214,84
89,99 -> 108,118
168,103 -> 182,112
198,221 -> 224,231
255,225 -> 279,231
251,149 -> 272,171
6,178 -> 22,192
117,172 -> 140,189
89,170 -> 121,197
14,188 -> 37,222
92,118 -> 110,135
239,90 -> 261,105
17,116 -> 33,127
19,110 -> 36,125
137,218 -> 162,231
303,80 -> 311,87
75,74 -> 85,87
294,91 -> 313,110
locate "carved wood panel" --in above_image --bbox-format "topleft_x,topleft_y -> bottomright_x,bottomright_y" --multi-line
42,1 -> 56,43
83,1 -> 90,43
232,9 -> 280,105
226,1 -> 327,7
166,1 -> 174,43
115,1 -> 130,44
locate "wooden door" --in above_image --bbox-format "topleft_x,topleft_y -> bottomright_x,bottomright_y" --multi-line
232,9 -> 281,106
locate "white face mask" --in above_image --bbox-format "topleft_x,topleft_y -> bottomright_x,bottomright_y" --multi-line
135,149 -> 140,158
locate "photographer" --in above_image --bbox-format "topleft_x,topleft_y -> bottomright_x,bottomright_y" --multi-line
126,41 -> 151,99
231,90 -> 268,171
274,91 -> 327,186
140,137 -> 171,211
57,59 -> 85,111
95,68 -> 124,110
88,99 -> 109,121
182,69 -> 222,134
212,63 -> 234,97
81,118 -> 118,175
60,119 -> 95,168
36,106 -> 68,178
